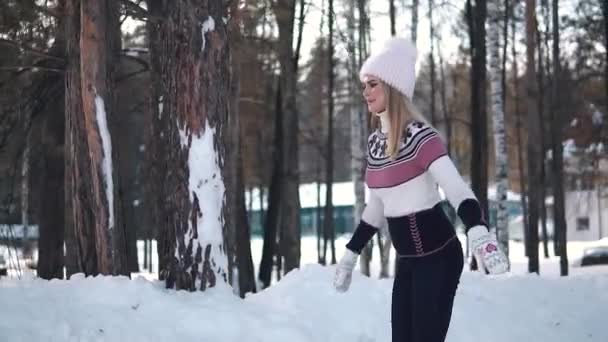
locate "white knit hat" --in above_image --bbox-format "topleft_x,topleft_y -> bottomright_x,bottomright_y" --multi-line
359,37 -> 418,99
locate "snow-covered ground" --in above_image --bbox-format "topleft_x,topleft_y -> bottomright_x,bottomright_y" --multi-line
1,236 -> 607,341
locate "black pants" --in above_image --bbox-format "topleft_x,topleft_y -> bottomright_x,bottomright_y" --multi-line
391,237 -> 464,342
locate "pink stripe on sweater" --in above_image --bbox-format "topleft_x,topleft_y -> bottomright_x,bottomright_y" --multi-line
366,135 -> 447,188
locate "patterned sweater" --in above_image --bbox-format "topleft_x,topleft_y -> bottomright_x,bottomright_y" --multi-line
346,116 -> 487,256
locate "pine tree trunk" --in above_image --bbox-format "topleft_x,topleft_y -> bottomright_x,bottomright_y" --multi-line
551,0 -> 568,276
37,21 -> 67,279
79,0 -> 128,276
259,81 -> 282,288
525,0 -> 540,274
274,0 -> 301,274
149,0 -> 231,291
65,0 -> 95,276
228,22 -> 256,296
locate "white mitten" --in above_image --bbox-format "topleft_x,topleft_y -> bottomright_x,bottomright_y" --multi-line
334,249 -> 359,292
468,226 -> 509,275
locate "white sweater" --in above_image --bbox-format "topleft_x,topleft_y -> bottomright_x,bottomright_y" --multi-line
361,114 -> 480,230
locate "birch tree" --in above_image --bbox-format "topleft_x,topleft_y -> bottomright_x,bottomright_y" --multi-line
488,0 -> 510,260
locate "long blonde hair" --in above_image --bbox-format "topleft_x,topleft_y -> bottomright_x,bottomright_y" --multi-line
371,82 -> 428,159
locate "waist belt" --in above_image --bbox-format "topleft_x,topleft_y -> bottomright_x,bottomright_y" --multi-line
387,203 -> 456,258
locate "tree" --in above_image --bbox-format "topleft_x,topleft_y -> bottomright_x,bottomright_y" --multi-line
411,0 -> 419,43
322,0 -> 337,265
226,0 -> 256,296
273,0 -> 301,275
525,0 -> 540,273
148,0 -> 231,291
551,0 -> 568,276
488,0 -> 510,261
348,0 -> 370,276
466,0 -> 489,269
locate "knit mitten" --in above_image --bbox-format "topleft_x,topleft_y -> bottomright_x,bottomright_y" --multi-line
468,226 -> 509,275
334,249 -> 359,292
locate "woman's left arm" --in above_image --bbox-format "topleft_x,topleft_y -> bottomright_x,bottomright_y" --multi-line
411,123 -> 508,274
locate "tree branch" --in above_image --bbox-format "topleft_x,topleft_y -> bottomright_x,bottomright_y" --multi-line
119,0 -> 150,21
0,66 -> 64,73
0,39 -> 65,62
33,3 -> 61,18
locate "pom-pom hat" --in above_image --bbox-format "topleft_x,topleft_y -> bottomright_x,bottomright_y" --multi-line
359,37 -> 418,99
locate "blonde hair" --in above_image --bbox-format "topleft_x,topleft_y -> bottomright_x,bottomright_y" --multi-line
371,82 -> 428,159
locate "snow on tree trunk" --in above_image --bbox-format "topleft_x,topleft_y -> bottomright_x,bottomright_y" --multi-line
488,0 -> 510,260
149,0 -> 231,291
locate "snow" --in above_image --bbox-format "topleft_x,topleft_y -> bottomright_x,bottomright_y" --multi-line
200,17 -> 215,52
592,108 -> 603,126
1,237 -> 607,341
177,119 -> 227,274
158,96 -> 163,119
95,94 -> 114,230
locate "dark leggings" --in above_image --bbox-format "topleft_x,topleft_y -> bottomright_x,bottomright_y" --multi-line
391,237 -> 464,342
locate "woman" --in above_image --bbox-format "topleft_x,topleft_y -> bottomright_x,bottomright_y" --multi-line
333,37 -> 509,342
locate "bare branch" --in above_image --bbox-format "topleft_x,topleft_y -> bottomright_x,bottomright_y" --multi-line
0,39 -> 65,62
33,3 -> 61,18
119,0 -> 151,21
0,66 -> 64,73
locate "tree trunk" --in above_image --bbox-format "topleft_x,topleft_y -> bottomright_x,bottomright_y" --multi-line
228,19 -> 256,296
551,0 -> 568,276
259,80 -> 282,288
65,0 -> 96,276
602,0 -> 608,110
429,0 -> 436,125
148,0 -> 231,291
37,16 -> 67,278
389,0 -> 396,36
488,0 -> 510,261
467,0 -> 489,269
437,42 -> 451,154
525,0 -> 540,274
274,0 -> 301,275
350,0 -> 369,276
511,4 -> 530,257
411,0 -> 419,43
536,23 -> 550,259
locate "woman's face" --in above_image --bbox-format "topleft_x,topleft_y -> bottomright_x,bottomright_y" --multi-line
361,75 -> 386,114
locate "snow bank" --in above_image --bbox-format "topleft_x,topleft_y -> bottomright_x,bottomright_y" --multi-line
1,264 -> 607,342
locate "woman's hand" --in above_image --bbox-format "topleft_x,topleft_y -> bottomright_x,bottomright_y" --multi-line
468,226 -> 509,275
333,249 -> 359,292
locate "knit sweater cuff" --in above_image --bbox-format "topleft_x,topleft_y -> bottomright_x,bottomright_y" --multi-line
457,198 -> 487,233
345,220 -> 379,254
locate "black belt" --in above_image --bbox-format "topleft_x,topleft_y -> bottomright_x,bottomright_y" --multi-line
387,203 -> 456,258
